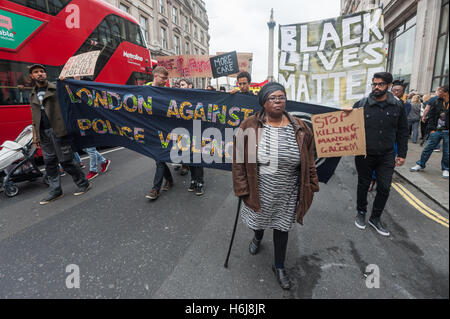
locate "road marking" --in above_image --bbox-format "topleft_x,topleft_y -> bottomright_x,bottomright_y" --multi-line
392,182 -> 449,228
39,147 -> 125,172
394,183 -> 448,223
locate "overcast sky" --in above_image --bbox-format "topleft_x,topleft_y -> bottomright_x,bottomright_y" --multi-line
205,0 -> 341,85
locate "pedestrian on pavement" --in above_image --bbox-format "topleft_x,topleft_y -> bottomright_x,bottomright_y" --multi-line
84,147 -> 111,180
408,95 -> 422,144
421,89 -> 442,151
29,64 -> 91,205
392,80 -> 411,117
410,85 -> 449,179
230,72 -> 255,96
352,72 -> 409,237
232,82 -> 319,290
420,93 -> 432,143
146,66 -> 175,200
179,78 -> 205,196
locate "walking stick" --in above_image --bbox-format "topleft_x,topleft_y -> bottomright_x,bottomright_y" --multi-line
224,198 -> 242,268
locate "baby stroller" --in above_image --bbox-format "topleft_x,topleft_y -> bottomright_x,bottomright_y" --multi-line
0,125 -> 44,197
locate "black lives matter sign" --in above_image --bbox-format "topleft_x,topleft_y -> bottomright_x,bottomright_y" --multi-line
210,51 -> 239,78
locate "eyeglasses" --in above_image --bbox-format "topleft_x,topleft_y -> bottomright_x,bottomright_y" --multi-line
156,75 -> 168,81
371,82 -> 387,88
267,96 -> 287,102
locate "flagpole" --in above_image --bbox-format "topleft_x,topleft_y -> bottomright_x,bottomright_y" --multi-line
224,198 -> 242,268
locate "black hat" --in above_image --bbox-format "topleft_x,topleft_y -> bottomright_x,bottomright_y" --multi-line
258,82 -> 286,106
28,64 -> 46,74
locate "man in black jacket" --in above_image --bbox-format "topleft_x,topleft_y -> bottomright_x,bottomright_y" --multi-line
352,72 -> 409,236
410,85 -> 449,179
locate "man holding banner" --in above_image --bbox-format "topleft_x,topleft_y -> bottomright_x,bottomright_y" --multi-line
146,66 -> 175,201
29,64 -> 91,205
230,72 -> 255,96
352,72 -> 409,237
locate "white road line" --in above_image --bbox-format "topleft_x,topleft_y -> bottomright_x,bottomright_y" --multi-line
39,147 -> 125,172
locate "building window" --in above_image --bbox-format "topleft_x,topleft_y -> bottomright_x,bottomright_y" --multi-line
185,42 -> 190,54
174,35 -> 180,55
140,16 -> 148,43
194,24 -> 198,40
159,0 -> 165,15
432,0 -> 449,90
119,3 -> 129,13
172,7 -> 178,25
387,14 -> 417,86
161,27 -> 167,49
200,31 -> 204,44
184,15 -> 189,31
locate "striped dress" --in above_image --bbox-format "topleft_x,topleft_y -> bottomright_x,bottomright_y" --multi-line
241,123 -> 301,232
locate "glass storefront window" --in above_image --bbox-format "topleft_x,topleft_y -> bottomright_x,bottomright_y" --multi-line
388,15 -> 417,85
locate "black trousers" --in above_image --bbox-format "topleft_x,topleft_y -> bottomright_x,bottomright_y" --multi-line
355,152 -> 396,218
254,229 -> 289,268
152,161 -> 173,192
189,166 -> 204,184
40,128 -> 88,196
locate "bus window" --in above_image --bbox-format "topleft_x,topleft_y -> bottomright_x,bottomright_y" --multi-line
10,0 -> 71,15
0,62 -> 32,105
126,72 -> 153,86
127,22 -> 145,47
73,14 -> 150,80
0,61 -> 60,106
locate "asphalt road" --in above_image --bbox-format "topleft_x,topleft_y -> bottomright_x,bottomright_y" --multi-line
0,147 -> 448,299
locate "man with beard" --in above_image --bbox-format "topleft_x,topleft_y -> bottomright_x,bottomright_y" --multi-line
351,72 -> 408,236
29,64 -> 90,205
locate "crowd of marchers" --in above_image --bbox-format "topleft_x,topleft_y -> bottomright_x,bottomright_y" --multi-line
23,62 -> 448,291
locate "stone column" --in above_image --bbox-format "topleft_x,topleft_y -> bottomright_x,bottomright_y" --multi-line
410,0 -> 441,93
267,9 -> 276,82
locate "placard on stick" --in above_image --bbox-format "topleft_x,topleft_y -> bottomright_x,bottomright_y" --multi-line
60,51 -> 100,78
312,108 -> 366,158
210,51 -> 239,78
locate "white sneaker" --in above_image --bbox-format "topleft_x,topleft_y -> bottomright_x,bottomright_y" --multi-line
410,165 -> 424,172
443,170 -> 449,179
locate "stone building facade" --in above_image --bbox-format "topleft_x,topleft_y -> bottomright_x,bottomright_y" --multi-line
341,0 -> 449,93
104,0 -> 210,88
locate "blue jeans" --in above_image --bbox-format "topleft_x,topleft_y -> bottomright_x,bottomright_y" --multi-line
417,131 -> 449,171
83,147 -> 106,172
408,120 -> 420,144
152,161 -> 173,192
73,151 -> 81,164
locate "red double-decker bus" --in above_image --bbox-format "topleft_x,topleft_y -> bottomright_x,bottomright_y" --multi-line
0,0 -> 155,145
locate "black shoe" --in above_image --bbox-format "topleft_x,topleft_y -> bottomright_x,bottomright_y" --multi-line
355,211 -> 366,230
195,183 -> 204,196
272,265 -> 291,290
73,183 -> 91,196
188,180 -> 196,192
40,193 -> 64,205
249,237 -> 261,255
368,217 -> 390,237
